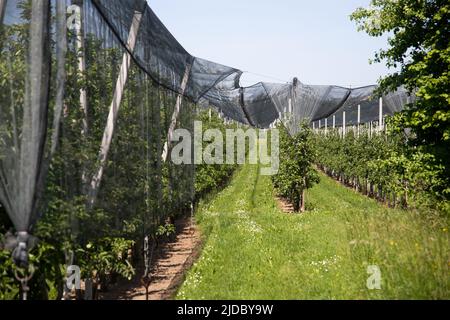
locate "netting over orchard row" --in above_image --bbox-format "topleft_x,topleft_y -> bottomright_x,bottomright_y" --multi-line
0,0 -> 414,260
0,0 -> 196,258
85,0 -> 413,132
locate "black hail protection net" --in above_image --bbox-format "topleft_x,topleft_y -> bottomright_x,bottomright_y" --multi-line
0,0 -> 413,266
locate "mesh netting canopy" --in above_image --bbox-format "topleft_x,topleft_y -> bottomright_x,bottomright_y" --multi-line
78,0 -> 416,131
0,0 -> 414,268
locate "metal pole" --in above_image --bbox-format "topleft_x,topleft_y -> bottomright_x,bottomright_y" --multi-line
343,112 -> 346,138
379,97 -> 383,132
357,104 -> 361,137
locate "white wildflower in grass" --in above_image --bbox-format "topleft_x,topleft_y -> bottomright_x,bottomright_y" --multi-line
309,255 -> 341,273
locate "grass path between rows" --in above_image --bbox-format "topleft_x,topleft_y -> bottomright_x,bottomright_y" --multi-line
177,164 -> 449,300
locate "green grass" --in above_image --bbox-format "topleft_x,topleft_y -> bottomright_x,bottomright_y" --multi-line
177,164 -> 449,300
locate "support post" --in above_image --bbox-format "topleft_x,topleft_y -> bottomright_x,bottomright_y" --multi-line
357,104 -> 361,137
325,118 -> 328,135
161,62 -> 193,162
87,10 -> 143,208
379,97 -> 383,132
333,115 -> 336,129
68,2 -> 91,194
342,111 -> 346,138
68,2 -> 88,136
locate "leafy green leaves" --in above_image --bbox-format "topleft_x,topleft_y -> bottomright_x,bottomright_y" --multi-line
314,127 -> 449,212
76,237 -> 135,281
351,0 -> 450,197
272,123 -> 320,212
195,110 -> 238,198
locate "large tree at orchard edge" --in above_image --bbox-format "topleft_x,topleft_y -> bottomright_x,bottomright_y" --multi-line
351,0 -> 450,199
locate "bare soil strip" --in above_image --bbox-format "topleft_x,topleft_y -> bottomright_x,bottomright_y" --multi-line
100,217 -> 202,300
276,196 -> 295,213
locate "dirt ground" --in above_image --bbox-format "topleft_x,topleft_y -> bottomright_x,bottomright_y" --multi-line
276,196 -> 294,213
100,217 -> 202,300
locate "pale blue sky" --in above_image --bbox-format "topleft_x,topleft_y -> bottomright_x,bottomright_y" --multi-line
150,0 -> 390,88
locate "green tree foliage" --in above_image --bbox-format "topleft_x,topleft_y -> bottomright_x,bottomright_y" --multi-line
194,110 -> 238,198
314,126 -> 448,213
0,2 -> 206,299
0,10 -> 239,297
272,123 -> 320,212
351,0 -> 450,199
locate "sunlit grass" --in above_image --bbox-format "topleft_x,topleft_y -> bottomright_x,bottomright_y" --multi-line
177,164 -> 449,300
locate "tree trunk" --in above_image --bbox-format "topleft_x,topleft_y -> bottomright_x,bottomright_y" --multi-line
300,189 -> 305,213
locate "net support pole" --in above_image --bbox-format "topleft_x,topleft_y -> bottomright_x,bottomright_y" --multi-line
161,62 -> 193,163
342,111 -> 346,138
76,4 -> 88,138
379,97 -> 383,132
87,10 -> 143,208
68,2 -> 90,195
68,2 -> 88,136
357,104 -> 361,137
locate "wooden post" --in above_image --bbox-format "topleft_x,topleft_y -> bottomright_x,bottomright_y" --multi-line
333,115 -> 336,129
325,118 -> 328,135
162,62 -> 193,162
87,10 -> 143,208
